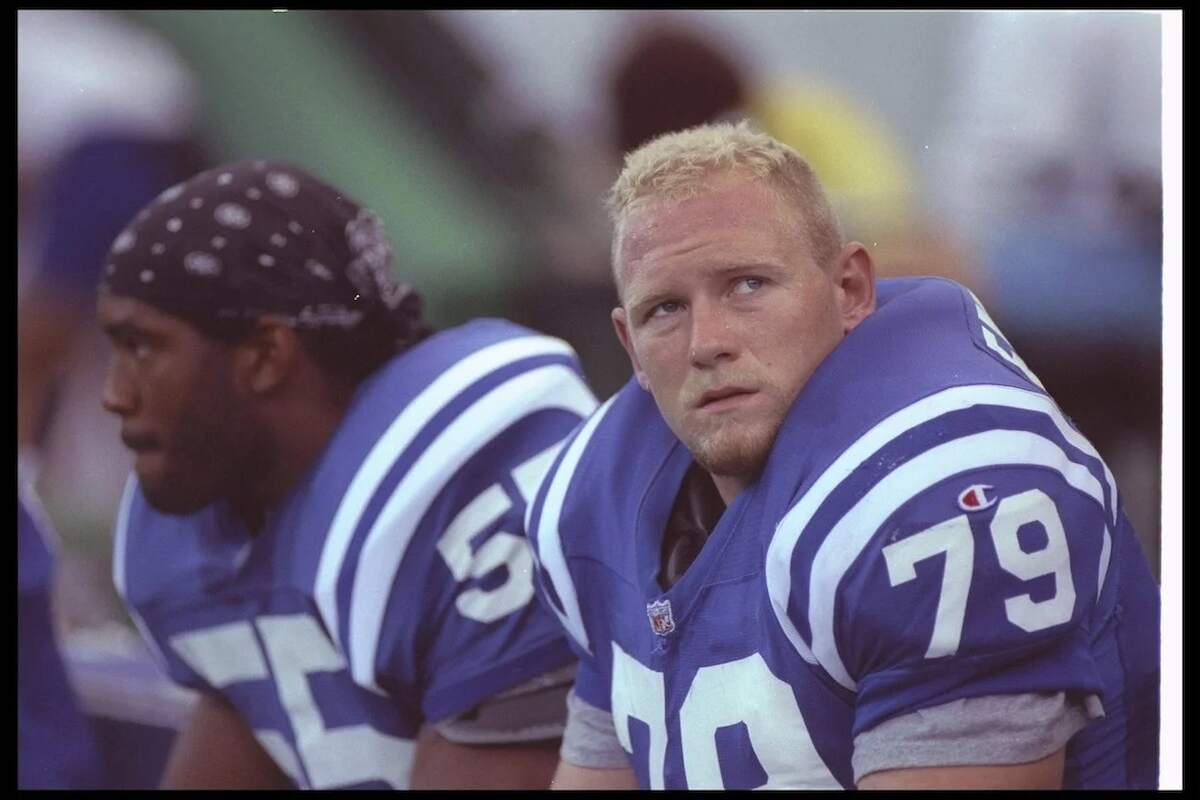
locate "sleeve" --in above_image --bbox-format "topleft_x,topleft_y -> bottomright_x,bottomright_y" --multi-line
335,358 -> 597,726
414,542 -> 580,728
524,397 -> 624,715
851,691 -> 1099,781
528,512 -> 611,716
559,685 -> 632,769
767,388 -> 1121,752
815,458 -> 1111,739
431,662 -> 576,744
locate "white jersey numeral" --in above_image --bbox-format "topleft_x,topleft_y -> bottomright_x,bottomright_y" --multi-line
882,514 -> 975,658
435,442 -> 562,624
969,291 -> 1045,389
611,644 -> 838,789
884,489 -> 1077,658
169,615 -> 414,789
611,642 -> 668,789
989,489 -> 1076,632
679,653 -> 839,789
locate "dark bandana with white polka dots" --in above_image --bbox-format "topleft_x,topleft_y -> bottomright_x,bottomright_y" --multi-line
99,159 -> 424,343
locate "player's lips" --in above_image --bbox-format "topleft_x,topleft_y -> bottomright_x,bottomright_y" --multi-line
696,386 -> 757,410
121,429 -> 160,452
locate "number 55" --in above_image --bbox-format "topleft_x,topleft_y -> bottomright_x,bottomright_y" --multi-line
435,442 -> 564,623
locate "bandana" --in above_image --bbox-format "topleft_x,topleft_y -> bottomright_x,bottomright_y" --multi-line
99,159 -> 425,345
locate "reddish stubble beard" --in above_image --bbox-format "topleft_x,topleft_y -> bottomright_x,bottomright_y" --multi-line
672,369 -> 792,485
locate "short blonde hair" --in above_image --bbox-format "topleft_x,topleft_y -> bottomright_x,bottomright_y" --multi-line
607,120 -> 844,273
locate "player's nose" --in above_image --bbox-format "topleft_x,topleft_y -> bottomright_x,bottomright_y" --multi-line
688,298 -> 738,367
101,356 -> 138,417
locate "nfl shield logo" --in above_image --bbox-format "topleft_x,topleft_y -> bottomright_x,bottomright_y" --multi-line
646,599 -> 675,636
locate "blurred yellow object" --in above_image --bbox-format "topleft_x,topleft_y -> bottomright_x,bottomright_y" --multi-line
750,78 -> 986,295
750,78 -> 914,238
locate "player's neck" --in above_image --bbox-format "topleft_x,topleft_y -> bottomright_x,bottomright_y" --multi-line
234,398 -> 349,533
659,463 -> 727,590
272,407 -> 344,495
710,472 -> 750,506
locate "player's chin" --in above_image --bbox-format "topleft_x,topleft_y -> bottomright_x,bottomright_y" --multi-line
137,467 -> 212,517
689,425 -> 773,480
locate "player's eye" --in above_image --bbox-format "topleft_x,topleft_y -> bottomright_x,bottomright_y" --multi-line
649,300 -> 682,319
732,277 -> 764,295
115,332 -> 153,360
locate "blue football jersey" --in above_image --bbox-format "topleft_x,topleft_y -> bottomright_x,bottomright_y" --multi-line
528,278 -> 1159,789
114,319 -> 598,789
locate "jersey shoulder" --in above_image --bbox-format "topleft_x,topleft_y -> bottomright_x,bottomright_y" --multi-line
112,320 -> 587,616
299,319 -> 595,695
299,316 -> 595,569
833,276 -> 1045,406
530,377 -> 677,554
763,279 -> 1121,733
760,276 -> 1060,503
526,377 -> 683,656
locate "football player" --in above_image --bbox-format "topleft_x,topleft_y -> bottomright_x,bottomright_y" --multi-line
526,122 -> 1160,789
98,161 -> 597,788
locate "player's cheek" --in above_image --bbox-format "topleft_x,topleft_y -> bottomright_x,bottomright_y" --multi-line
640,333 -> 689,386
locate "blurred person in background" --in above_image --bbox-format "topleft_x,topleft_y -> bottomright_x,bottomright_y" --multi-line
609,22 -> 749,156
18,480 -> 104,789
603,17 -> 984,293
508,20 -> 752,403
750,78 -> 984,294
18,9 -> 209,631
528,122 -> 1159,789
506,19 -> 756,404
18,9 -> 204,464
522,17 -> 983,401
17,10 -> 210,789
98,160 -> 596,788
926,12 -> 1162,577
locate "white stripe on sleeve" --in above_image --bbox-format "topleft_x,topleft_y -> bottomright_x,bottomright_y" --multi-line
314,335 -> 576,649
766,383 -> 1117,675
806,428 -> 1105,691
347,364 -> 596,692
532,394 -> 620,657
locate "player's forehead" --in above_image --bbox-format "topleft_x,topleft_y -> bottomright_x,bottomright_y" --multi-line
96,291 -> 190,337
615,177 -> 802,293
623,171 -> 789,235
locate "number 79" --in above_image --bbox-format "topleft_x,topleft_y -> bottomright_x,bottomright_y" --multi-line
881,488 -> 1078,659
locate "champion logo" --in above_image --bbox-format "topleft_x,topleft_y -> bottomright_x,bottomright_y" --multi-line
957,484 -> 998,512
646,599 -> 675,636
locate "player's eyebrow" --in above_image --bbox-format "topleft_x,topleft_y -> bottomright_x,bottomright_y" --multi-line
99,319 -> 138,338
628,290 -> 678,321
627,261 -> 784,316
99,319 -> 166,347
712,260 -> 786,278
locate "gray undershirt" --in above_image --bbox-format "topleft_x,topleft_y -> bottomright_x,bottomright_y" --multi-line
851,691 -> 1101,782
431,663 -> 577,745
560,686 -> 638,769
559,686 -> 1102,782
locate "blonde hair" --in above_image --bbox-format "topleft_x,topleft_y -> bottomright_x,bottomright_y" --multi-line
607,120 -> 844,273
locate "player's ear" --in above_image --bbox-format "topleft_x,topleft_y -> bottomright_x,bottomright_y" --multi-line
233,316 -> 299,396
832,242 -> 876,335
612,306 -> 650,391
